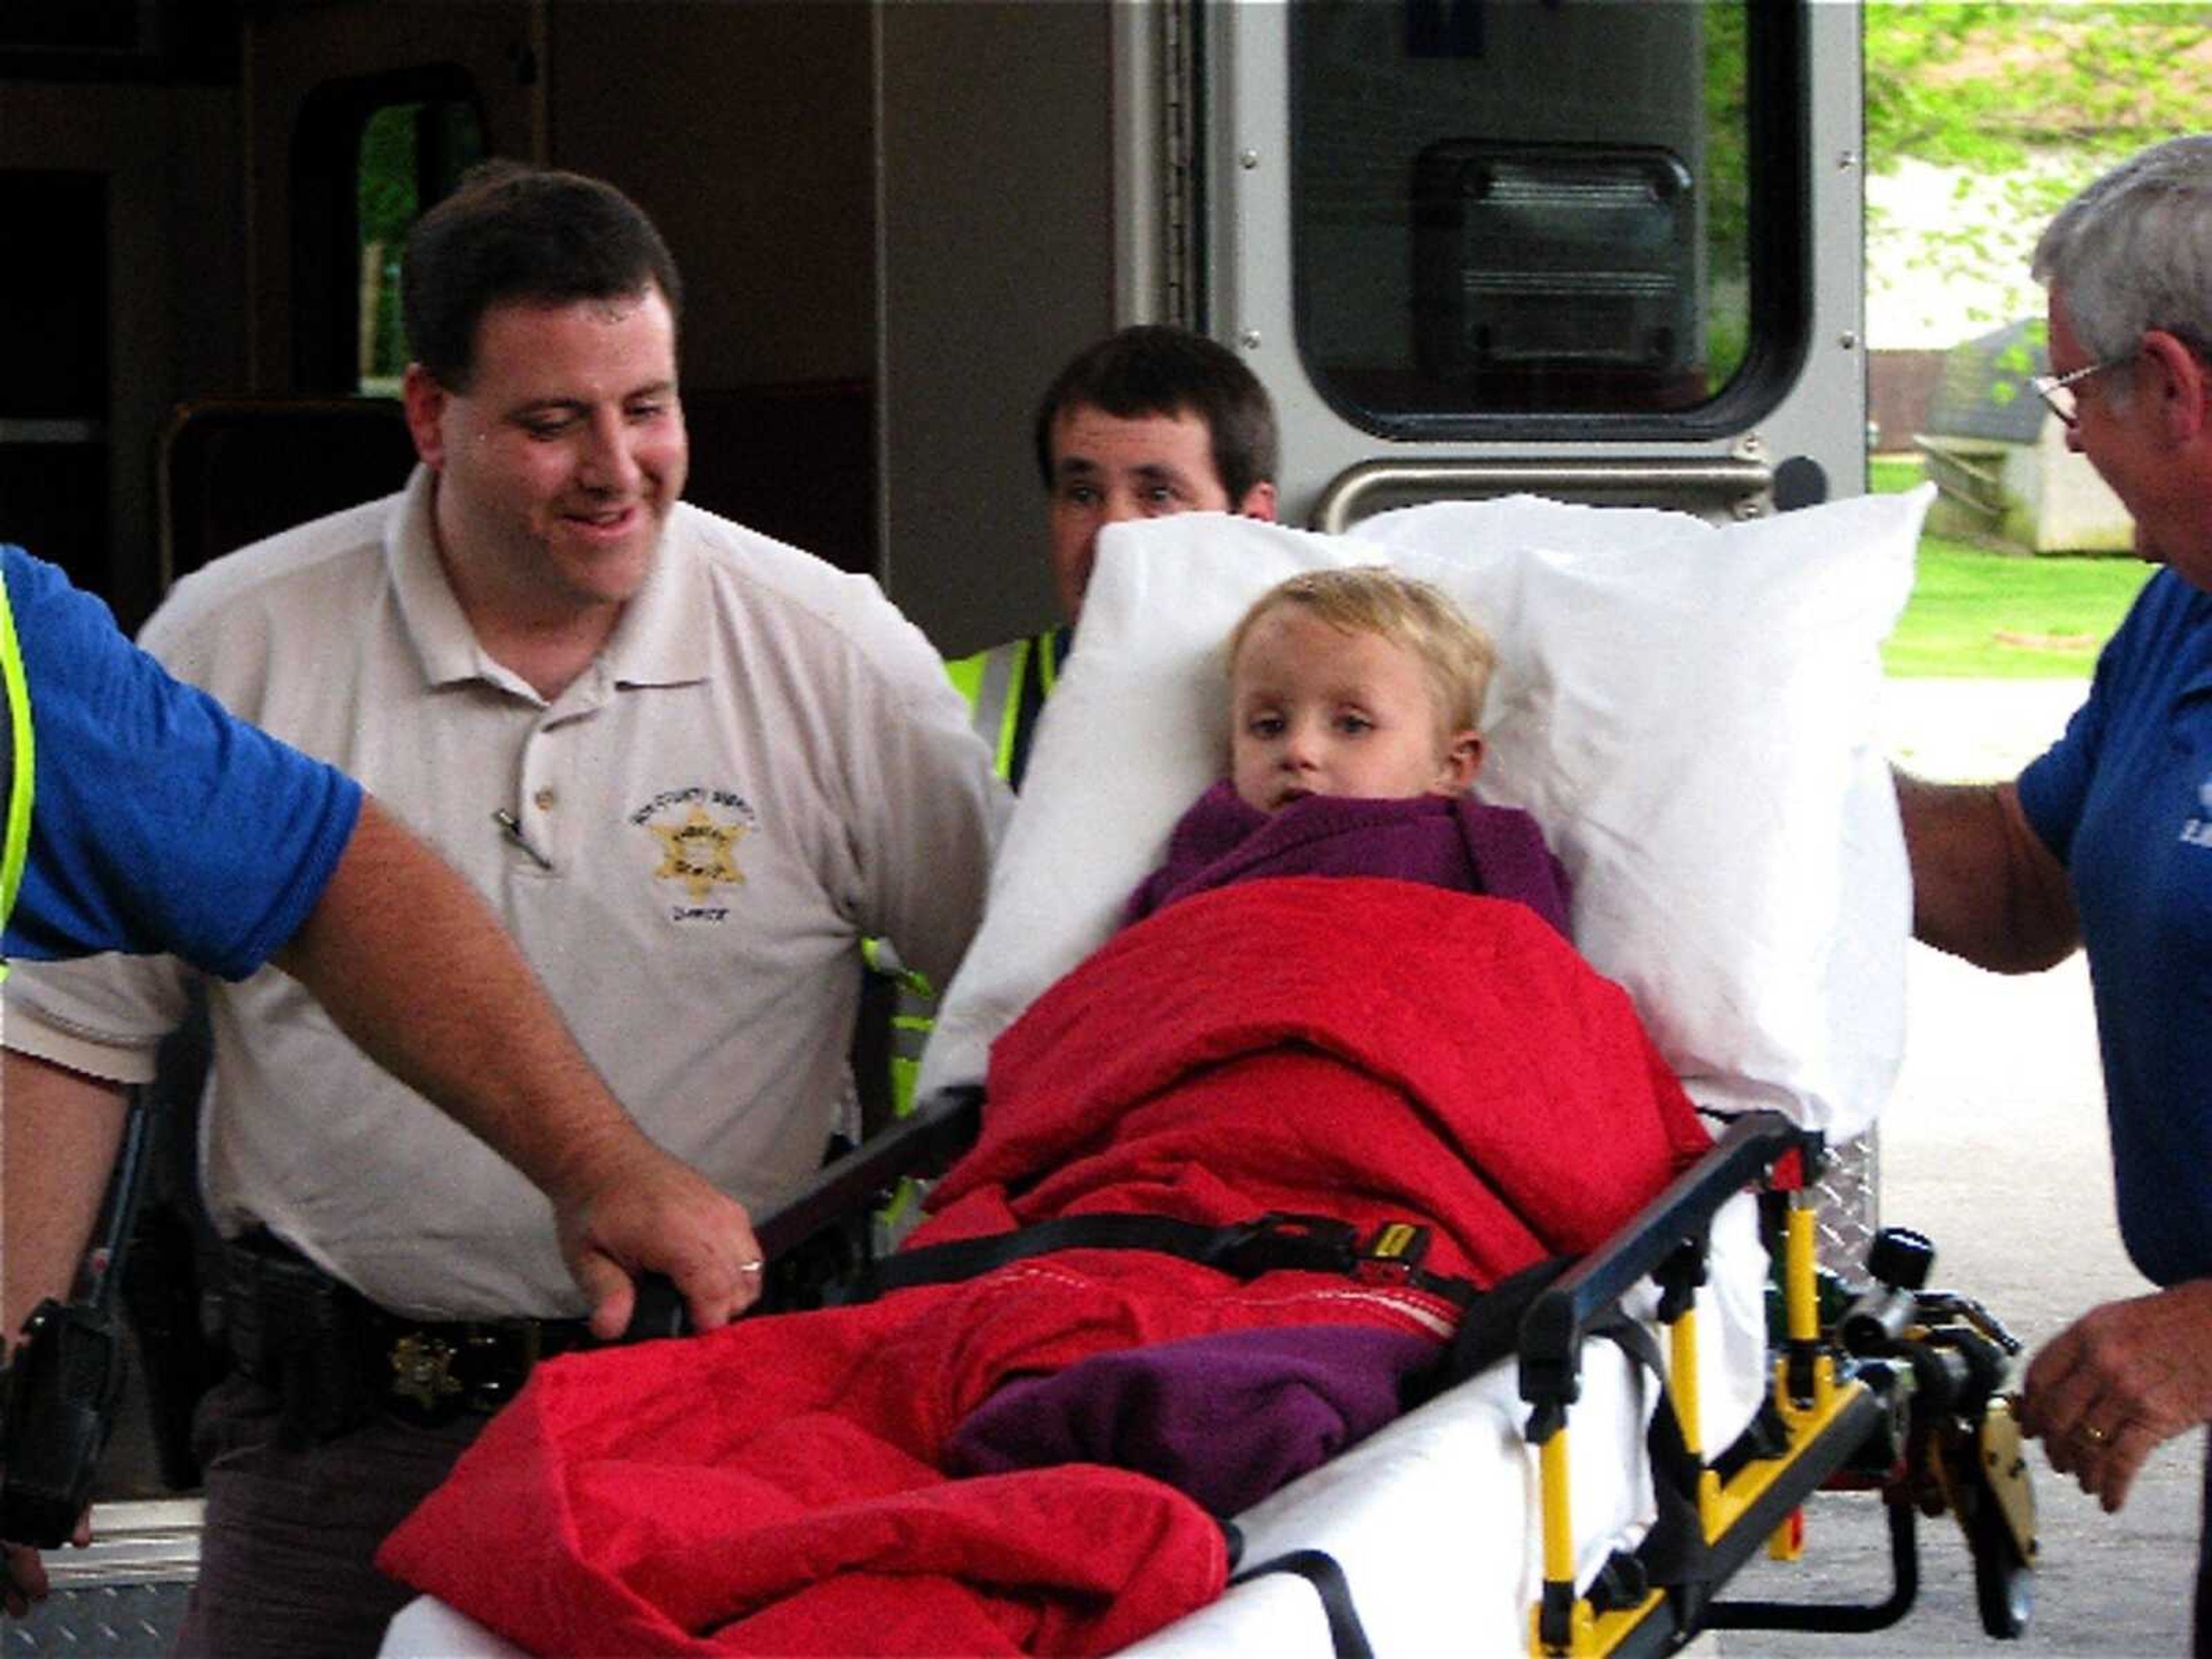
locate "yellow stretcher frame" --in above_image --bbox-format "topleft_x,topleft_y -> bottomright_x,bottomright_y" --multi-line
748,1100 -> 2036,1659
1513,1115 -> 2033,1657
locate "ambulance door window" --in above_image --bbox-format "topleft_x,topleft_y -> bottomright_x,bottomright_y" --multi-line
1291,0 -> 1797,433
355,97 -> 485,393
291,73 -> 484,395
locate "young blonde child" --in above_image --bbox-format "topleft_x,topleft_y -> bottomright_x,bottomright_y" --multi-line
1124,566 -> 1571,931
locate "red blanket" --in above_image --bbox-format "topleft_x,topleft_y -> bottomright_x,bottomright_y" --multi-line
379,880 -> 1708,1656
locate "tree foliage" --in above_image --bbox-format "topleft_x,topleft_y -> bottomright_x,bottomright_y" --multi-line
1865,3 -> 2212,344
1866,3 -> 2212,170
357,105 -> 420,385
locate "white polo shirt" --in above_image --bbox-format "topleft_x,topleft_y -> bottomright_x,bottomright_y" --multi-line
3,468 -> 1008,1317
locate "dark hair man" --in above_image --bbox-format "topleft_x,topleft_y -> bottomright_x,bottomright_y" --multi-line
867,328 -> 1279,1126
2,162 -> 1005,1655
949,325 -> 1279,789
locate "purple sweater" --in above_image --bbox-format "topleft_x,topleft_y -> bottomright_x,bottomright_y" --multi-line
1124,779 -> 1573,937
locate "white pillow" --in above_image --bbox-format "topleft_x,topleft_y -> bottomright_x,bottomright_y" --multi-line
918,489 -> 1927,1140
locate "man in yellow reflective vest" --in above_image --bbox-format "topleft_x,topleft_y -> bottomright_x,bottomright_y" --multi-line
945,324 -> 1280,789
879,328 -> 1281,1119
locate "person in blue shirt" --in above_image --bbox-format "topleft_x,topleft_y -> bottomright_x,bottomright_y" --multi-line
1897,136 -> 2212,1651
0,546 -> 763,1611
1,545 -> 356,971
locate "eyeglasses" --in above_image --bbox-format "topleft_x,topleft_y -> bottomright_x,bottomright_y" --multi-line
2032,354 -> 2133,428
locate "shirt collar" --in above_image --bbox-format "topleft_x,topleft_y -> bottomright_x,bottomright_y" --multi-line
385,467 -> 485,690
600,506 -> 712,690
385,468 -> 711,694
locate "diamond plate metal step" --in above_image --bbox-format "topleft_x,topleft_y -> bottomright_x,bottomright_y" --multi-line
4,1500 -> 199,1653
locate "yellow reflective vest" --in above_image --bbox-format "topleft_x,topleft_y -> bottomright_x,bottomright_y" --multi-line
941,626 -> 1068,794
0,566 -> 33,960
874,625 -> 1070,1128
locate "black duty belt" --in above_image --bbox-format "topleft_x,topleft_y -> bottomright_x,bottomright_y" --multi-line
361,1303 -> 601,1424
220,1231 -> 604,1437
830,1211 -> 1478,1310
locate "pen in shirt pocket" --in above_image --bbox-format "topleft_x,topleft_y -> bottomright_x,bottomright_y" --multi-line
492,808 -> 555,872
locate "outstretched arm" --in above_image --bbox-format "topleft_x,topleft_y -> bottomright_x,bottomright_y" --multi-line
2,798 -> 762,1613
1893,770 -> 2080,972
0,1052 -> 126,1613
271,796 -> 762,1337
0,1055 -> 125,1344
2020,1281 -> 2212,1513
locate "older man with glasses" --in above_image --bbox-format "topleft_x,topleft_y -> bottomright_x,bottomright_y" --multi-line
1897,134 -> 2212,1654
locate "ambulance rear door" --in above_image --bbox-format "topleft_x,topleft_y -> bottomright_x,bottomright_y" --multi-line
1175,0 -> 1861,529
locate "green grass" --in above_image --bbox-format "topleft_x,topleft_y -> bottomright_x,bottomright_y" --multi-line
1872,457 -> 2156,678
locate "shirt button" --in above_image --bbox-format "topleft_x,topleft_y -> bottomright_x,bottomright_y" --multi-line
533,787 -> 558,812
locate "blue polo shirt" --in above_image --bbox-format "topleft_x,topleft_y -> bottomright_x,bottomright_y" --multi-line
1,546 -> 361,979
2019,566 -> 2212,1287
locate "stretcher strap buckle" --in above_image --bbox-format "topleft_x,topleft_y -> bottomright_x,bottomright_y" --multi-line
1352,1220 -> 1434,1289
1211,1213 -> 1360,1278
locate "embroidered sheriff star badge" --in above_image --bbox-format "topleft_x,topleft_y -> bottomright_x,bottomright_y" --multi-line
649,804 -> 749,900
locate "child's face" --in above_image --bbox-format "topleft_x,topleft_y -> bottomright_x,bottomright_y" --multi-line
1229,607 -> 1482,813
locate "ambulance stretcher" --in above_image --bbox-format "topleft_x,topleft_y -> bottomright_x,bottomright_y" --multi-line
385,486 -> 2034,1657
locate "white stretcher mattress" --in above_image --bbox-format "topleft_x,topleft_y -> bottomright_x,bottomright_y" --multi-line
1127,1192 -> 1771,1655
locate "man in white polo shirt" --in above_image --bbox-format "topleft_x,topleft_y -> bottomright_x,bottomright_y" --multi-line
0,162 -> 1005,1655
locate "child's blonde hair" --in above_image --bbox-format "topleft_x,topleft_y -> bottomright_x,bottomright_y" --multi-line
1226,567 -> 1498,733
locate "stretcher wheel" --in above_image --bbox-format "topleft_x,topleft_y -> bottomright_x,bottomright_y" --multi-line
1967,1493 -> 2031,1639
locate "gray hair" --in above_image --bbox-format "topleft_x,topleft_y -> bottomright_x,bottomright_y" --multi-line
2033,137 -> 2212,384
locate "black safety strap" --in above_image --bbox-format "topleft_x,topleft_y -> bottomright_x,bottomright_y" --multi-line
1402,1253 -> 1574,1408
1403,1253 -> 1706,1595
831,1211 -> 1479,1309
1229,1548 -> 1376,1659
1593,1314 -> 1705,1592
